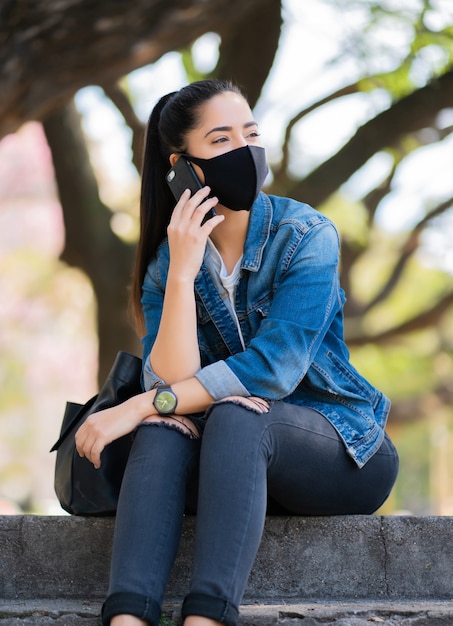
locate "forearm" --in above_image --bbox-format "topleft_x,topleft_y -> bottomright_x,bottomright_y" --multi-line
137,376 -> 214,418
150,270 -> 201,383
76,377 -> 214,469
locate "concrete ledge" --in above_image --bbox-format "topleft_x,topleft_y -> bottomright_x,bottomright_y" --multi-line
1,600 -> 453,625
1,515 -> 453,603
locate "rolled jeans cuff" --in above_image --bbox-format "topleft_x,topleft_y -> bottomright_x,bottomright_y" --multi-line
182,592 -> 239,626
102,591 -> 161,626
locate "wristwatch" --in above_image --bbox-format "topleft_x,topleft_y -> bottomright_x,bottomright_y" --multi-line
153,384 -> 178,416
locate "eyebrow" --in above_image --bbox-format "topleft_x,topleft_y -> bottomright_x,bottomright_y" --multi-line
204,121 -> 258,138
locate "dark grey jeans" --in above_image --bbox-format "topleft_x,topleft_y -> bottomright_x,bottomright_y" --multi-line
102,400 -> 398,626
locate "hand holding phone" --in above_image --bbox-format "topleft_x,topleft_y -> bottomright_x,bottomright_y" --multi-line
166,158 -> 216,225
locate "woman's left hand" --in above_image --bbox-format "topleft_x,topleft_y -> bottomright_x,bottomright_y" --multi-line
219,396 -> 270,413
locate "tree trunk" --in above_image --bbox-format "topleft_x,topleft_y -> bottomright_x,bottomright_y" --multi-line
215,0 -> 282,108
42,103 -> 141,383
32,0 -> 281,380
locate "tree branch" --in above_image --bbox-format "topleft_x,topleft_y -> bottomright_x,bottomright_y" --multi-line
362,196 -> 453,313
346,290 -> 453,347
272,80 -> 362,189
0,0 -> 269,139
362,157 -> 398,225
103,83 -> 144,174
289,68 -> 453,207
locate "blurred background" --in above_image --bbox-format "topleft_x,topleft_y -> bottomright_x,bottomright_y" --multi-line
1,0 -> 452,515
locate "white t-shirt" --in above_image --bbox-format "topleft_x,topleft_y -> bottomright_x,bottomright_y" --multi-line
205,238 -> 246,350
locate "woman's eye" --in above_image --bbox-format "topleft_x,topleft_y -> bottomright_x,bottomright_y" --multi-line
247,131 -> 261,139
212,136 -> 228,144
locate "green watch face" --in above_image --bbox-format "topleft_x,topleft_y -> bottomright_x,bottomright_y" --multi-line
155,390 -> 177,413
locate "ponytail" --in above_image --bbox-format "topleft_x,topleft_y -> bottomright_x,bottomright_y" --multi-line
130,93 -> 176,334
130,80 -> 243,335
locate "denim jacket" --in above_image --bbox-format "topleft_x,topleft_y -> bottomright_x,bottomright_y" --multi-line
141,193 -> 390,468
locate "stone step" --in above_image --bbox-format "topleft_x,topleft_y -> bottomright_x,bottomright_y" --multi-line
2,515 -> 453,603
1,600 -> 453,625
1,514 -> 453,625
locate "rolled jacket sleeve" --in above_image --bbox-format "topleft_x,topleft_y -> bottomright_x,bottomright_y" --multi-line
195,361 -> 249,399
143,357 -> 163,391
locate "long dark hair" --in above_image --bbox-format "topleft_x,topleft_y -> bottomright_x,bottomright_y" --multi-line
131,79 -> 243,334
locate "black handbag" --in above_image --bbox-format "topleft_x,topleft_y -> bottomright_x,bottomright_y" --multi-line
50,351 -> 143,516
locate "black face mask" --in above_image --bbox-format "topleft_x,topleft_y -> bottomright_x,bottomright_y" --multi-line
181,145 -> 268,211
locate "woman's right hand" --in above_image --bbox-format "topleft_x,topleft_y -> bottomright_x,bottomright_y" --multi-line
167,187 -> 223,282
150,189 -> 222,383
75,395 -> 149,469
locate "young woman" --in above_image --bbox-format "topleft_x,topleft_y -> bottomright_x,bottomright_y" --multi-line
75,79 -> 399,626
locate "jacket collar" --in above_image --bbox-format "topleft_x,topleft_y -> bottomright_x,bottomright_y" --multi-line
241,192 -> 272,272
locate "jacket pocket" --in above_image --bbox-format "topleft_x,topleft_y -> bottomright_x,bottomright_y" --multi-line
325,350 -> 376,401
308,350 -> 376,403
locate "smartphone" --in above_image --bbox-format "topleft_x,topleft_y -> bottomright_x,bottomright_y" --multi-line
166,158 -> 216,224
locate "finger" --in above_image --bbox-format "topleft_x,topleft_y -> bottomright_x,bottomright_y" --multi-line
201,212 -> 225,233
75,427 -> 87,458
248,397 -> 270,413
75,424 -> 103,468
195,196 -> 219,225
192,185 -> 212,204
83,434 -> 103,468
176,186 -> 213,222
171,188 -> 191,218
89,441 -> 104,470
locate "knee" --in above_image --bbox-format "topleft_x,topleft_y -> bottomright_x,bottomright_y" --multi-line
207,396 -> 268,422
201,402 -> 270,468
206,400 -> 249,428
203,399 -> 266,441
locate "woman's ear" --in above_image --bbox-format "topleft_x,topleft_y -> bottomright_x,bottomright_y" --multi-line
169,153 -> 180,167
